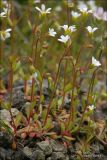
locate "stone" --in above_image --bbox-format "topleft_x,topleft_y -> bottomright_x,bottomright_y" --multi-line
37,141 -> 52,156
0,108 -> 19,122
0,132 -> 13,148
66,155 -> 70,160
50,140 -> 67,153
31,150 -> 45,160
23,146 -> 33,157
47,157 -> 52,160
12,150 -> 25,160
4,89 -> 26,110
51,152 -> 65,160
68,145 -> 75,154
0,147 -> 14,160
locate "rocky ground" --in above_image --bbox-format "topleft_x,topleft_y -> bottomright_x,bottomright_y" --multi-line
0,79 -> 107,160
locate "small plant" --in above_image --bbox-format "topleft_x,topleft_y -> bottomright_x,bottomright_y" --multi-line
0,1 -> 107,159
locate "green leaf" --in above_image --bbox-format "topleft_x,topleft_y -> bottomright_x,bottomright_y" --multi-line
51,98 -> 57,109
13,61 -> 21,72
48,77 -> 54,90
43,117 -> 52,130
58,98 -> 62,107
60,122 -> 65,132
64,83 -> 72,93
63,135 -> 75,141
30,101 -> 36,111
40,95 -> 44,102
0,119 -> 12,134
25,101 -> 36,119
14,112 -> 22,128
87,134 -> 94,143
71,126 -> 79,133
41,109 -> 47,120
2,102 -> 11,110
35,69 -> 42,83
33,113 -> 38,121
29,65 -> 36,74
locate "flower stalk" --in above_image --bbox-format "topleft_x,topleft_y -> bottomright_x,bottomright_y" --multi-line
43,44 -> 72,126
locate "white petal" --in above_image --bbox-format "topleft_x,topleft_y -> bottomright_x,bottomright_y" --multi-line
5,32 -> 10,38
71,11 -> 81,18
3,8 -> 8,14
103,12 -> 107,21
87,10 -> 93,13
49,28 -> 57,37
86,26 -> 92,33
61,25 -> 68,30
46,8 -> 51,12
0,12 -> 6,17
41,4 -> 45,11
58,35 -> 70,43
79,6 -> 87,12
58,38 -> 64,43
92,57 -> 101,67
35,7 -> 41,12
69,25 -> 76,32
6,28 -> 12,32
92,27 -> 98,32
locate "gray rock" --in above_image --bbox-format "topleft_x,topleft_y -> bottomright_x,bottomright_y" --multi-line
47,157 -> 52,160
31,150 -> 45,160
66,155 -> 69,160
0,108 -> 19,122
0,147 -> 14,160
0,132 -> 13,148
23,146 -> 33,157
4,89 -> 26,110
51,152 -> 65,160
50,140 -> 67,153
13,150 -> 25,160
68,145 -> 75,154
37,141 -> 52,156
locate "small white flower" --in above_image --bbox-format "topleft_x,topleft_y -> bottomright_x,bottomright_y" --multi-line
0,8 -> 8,18
60,25 -> 68,31
0,28 -> 12,41
71,11 -> 81,18
86,26 -> 98,34
35,4 -> 51,15
79,6 -> 92,14
94,7 -> 107,22
69,25 -> 76,32
49,28 -> 57,37
60,25 -> 76,33
92,57 -> 101,67
58,35 -> 70,43
88,105 -> 95,110
0,12 -> 6,18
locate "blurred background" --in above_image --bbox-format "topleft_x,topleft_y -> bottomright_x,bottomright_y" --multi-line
0,0 -> 107,73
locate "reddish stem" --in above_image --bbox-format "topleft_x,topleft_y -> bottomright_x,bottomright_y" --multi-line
24,80 -> 27,97
43,45 -> 72,126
